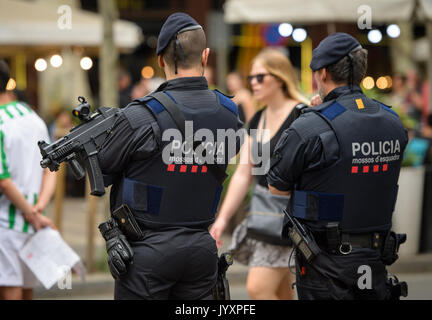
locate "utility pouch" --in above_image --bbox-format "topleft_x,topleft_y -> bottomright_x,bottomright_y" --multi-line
112,204 -> 145,241
381,231 -> 407,266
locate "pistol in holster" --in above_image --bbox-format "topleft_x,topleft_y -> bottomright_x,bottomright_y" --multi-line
111,204 -> 144,241
212,252 -> 233,300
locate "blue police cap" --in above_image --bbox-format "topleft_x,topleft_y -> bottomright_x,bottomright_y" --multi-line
310,33 -> 362,71
156,12 -> 202,55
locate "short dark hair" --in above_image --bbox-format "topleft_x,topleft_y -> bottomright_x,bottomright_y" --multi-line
326,48 -> 368,86
0,60 -> 10,93
162,28 -> 207,70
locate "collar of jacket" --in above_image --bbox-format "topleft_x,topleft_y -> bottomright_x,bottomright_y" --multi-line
156,76 -> 209,92
323,85 -> 363,103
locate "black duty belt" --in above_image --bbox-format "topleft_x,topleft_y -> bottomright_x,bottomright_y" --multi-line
313,230 -> 385,255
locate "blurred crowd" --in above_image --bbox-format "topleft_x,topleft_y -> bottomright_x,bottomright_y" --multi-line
384,70 -> 432,165
386,70 -> 430,133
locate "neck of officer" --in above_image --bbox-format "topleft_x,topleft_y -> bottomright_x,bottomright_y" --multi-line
164,66 -> 204,81
323,81 -> 348,100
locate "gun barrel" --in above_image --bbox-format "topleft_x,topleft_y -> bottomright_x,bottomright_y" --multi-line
40,158 -> 51,168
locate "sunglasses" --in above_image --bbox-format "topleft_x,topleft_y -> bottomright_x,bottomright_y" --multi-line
247,73 -> 272,84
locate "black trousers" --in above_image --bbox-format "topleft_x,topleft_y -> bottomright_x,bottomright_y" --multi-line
114,227 -> 218,300
295,246 -> 392,300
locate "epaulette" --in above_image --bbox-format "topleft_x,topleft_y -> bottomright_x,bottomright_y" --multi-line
213,89 -> 238,116
373,99 -> 400,118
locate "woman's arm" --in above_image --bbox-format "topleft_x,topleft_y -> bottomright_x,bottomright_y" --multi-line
210,135 -> 255,247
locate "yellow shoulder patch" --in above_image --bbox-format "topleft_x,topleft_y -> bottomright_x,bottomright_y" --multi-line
355,98 -> 365,110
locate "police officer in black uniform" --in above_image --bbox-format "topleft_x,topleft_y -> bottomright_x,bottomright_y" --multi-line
267,33 -> 409,300
97,12 -> 242,300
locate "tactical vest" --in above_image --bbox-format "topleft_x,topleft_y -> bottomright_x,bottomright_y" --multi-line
289,94 -> 408,233
120,90 -> 239,229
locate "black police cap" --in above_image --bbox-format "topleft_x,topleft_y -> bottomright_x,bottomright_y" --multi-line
310,32 -> 362,71
156,12 -> 202,55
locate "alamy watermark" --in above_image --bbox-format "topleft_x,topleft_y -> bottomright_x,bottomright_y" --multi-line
357,265 -> 372,290
57,5 -> 72,30
57,265 -> 72,290
161,122 -> 271,175
357,5 -> 372,30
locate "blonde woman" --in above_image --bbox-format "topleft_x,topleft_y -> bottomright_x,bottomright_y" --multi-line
210,48 -> 308,300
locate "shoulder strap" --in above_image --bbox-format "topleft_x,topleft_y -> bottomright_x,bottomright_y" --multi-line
146,91 -> 228,183
372,98 -> 400,118
149,92 -> 187,136
213,89 -> 238,116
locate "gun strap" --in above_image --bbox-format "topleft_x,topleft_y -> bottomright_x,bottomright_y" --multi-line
148,92 -> 227,184
150,92 -> 187,136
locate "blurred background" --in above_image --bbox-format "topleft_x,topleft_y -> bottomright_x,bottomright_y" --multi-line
1,0 -> 432,299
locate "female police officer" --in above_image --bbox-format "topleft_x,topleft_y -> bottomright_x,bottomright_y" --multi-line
97,13 -> 242,300
267,33 -> 409,300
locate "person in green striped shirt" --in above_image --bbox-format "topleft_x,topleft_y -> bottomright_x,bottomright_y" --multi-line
0,60 -> 57,300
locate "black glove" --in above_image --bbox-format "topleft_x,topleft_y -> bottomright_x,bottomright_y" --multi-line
98,218 -> 134,279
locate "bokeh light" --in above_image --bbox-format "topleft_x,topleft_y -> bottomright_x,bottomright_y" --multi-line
80,57 -> 93,70
6,78 -> 16,91
35,58 -> 47,72
368,29 -> 382,44
386,24 -> 401,38
362,76 -> 375,90
141,66 -> 154,79
376,76 -> 389,89
278,23 -> 293,37
292,28 -> 307,42
385,75 -> 393,88
50,54 -> 63,68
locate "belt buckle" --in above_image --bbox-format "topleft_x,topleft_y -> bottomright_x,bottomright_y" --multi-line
339,242 -> 352,255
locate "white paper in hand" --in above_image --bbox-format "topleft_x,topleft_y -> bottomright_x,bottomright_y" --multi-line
19,227 -> 81,289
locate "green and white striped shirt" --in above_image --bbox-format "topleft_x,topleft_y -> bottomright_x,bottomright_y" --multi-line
0,101 -> 50,234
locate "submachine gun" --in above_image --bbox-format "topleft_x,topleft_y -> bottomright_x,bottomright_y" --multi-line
38,97 -> 120,196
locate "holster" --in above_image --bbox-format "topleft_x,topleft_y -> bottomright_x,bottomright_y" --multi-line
386,274 -> 408,300
212,252 -> 233,300
111,204 -> 144,241
381,231 -> 407,266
